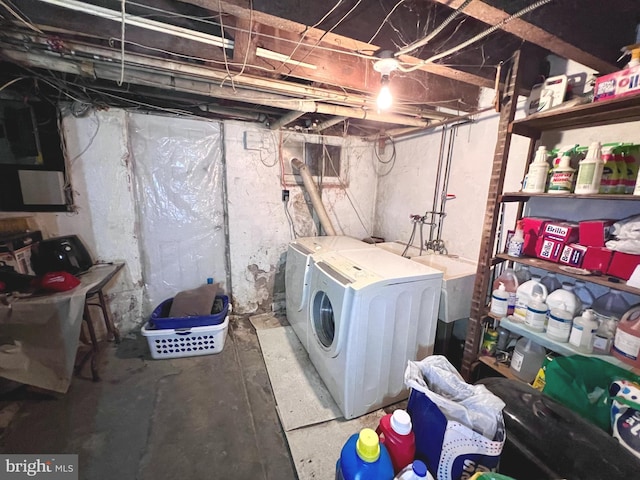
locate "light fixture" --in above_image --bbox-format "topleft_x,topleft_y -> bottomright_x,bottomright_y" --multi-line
373,50 -> 399,111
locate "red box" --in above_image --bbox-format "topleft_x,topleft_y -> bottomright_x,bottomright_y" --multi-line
594,65 -> 640,102
607,251 -> 640,281
521,217 -> 556,257
542,221 -> 579,243
536,237 -> 565,263
582,247 -> 614,273
579,219 -> 616,247
559,243 -> 587,267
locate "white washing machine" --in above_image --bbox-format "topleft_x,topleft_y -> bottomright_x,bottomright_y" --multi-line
285,236 -> 375,350
306,248 -> 443,419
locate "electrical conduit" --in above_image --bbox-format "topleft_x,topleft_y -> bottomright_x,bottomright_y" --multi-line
291,158 -> 337,236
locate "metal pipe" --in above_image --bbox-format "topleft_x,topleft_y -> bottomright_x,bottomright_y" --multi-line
219,122 -> 234,302
428,126 -> 448,244
313,116 -> 347,132
290,158 -> 337,236
1,31 -> 454,121
270,110 -> 305,130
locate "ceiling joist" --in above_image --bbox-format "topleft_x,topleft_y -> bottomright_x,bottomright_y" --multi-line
431,0 -> 620,74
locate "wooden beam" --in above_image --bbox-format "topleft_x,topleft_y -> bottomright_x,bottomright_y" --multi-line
431,0 -> 618,74
178,0 -> 495,90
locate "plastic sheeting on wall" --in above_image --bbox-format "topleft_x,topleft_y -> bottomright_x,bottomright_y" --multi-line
128,113 -> 227,315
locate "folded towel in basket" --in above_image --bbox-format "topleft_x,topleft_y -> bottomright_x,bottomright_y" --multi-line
168,282 -> 220,318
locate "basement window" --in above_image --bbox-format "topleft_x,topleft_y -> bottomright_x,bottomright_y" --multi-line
281,132 -> 347,187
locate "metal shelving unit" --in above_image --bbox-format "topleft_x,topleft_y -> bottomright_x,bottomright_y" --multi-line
462,72 -> 640,381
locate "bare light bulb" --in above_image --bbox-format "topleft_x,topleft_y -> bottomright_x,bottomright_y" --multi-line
377,76 -> 392,111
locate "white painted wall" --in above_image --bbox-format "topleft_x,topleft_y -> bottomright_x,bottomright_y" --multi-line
224,121 -> 377,313
374,88 -> 530,262
28,110 -> 144,333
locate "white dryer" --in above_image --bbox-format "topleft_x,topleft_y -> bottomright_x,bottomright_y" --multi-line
306,248 -> 442,419
285,236 -> 375,350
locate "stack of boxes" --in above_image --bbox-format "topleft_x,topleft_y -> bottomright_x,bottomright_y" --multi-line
514,217 -> 640,281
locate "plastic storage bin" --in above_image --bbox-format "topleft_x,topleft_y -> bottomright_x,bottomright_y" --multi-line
141,305 -> 231,359
149,295 -> 229,329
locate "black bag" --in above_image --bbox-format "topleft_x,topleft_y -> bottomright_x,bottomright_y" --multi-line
0,261 -> 36,292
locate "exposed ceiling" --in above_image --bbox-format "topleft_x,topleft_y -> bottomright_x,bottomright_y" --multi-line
0,0 -> 637,137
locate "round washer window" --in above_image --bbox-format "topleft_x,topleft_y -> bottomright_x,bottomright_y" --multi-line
312,291 -> 335,348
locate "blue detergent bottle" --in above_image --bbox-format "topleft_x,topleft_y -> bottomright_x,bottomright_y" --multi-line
336,428 -> 394,480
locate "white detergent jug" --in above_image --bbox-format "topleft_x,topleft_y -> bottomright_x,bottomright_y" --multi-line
514,275 -> 548,322
546,282 -> 582,317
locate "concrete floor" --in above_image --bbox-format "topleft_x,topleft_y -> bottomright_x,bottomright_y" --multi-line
0,317 -> 297,480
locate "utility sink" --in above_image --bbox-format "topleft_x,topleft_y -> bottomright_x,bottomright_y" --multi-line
375,241 -> 423,257
411,254 -> 477,324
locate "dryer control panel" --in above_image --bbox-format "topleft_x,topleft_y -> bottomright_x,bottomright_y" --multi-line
315,252 -> 382,288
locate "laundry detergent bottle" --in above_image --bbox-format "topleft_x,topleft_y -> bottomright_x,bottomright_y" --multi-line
336,428 -> 394,480
376,410 -> 416,474
493,268 -> 519,315
575,141 -> 604,195
612,304 -> 640,369
394,460 -> 433,480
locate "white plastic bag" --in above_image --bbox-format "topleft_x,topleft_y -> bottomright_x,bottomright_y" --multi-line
606,215 -> 640,254
404,355 -> 505,439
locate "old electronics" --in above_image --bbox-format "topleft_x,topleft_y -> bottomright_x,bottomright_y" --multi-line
31,235 -> 93,275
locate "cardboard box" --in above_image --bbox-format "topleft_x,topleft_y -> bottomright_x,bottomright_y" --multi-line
594,65 -> 640,102
536,237 -> 565,263
607,251 -> 640,281
559,243 -> 587,267
542,221 -> 579,243
582,246 -> 614,273
521,217 -> 556,257
0,231 -> 42,275
579,219 -> 616,247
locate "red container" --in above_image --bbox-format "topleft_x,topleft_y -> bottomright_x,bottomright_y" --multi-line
559,243 -> 587,267
536,237 -> 565,263
542,221 -> 579,243
582,247 -> 613,273
376,410 -> 415,474
607,251 -> 640,281
521,217 -> 554,256
579,219 -> 615,248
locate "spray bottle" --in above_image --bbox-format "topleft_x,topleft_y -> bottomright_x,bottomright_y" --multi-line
548,145 -> 577,193
599,145 -> 621,194
613,145 -> 628,194
522,146 -> 550,193
575,142 -> 604,195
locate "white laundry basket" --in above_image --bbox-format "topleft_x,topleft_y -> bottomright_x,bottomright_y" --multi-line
141,314 -> 229,359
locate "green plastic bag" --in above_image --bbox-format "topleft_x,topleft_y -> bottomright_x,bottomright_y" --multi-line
542,355 -> 640,432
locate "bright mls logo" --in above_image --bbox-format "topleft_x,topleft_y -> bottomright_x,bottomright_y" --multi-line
1,455 -> 77,479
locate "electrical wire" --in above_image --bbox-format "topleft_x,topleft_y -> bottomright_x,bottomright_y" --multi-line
397,0 -> 552,72
284,0 -> 364,78
367,0 -> 406,45
0,77 -> 26,92
395,0 -> 471,56
271,0 -> 344,72
217,0 -> 234,90
0,0 -> 44,33
108,0 -> 377,62
118,0 -> 126,86
283,201 -> 299,239
373,135 -> 396,177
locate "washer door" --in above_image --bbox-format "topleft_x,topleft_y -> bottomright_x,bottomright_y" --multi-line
312,290 -> 335,350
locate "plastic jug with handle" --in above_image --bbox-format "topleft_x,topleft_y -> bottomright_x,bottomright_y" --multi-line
394,460 -> 433,480
336,428 -> 394,480
376,410 -> 416,475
